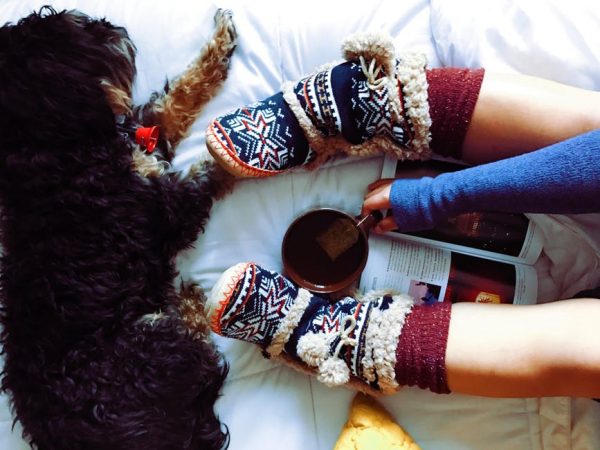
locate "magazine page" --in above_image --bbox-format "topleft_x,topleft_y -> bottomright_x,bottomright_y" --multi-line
380,156 -> 544,265
358,235 -> 538,305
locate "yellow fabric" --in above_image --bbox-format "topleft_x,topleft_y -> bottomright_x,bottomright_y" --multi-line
333,393 -> 421,450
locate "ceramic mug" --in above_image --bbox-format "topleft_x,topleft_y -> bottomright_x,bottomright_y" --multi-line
281,208 -> 382,294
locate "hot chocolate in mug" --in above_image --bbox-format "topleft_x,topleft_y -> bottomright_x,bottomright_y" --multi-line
282,208 -> 382,294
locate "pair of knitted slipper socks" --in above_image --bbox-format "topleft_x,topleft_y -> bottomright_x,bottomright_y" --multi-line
206,32 -> 433,177
204,33 -> 480,393
207,262 -> 451,395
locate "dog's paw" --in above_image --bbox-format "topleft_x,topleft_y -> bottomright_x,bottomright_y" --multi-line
187,159 -> 236,200
179,281 -> 206,303
178,282 -> 212,338
213,8 -> 237,57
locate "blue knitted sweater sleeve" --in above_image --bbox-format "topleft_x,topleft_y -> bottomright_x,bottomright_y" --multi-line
389,129 -> 600,232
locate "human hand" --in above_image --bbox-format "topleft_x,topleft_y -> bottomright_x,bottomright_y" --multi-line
362,179 -> 399,233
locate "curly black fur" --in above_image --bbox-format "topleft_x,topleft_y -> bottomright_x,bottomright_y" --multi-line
0,6 -> 230,449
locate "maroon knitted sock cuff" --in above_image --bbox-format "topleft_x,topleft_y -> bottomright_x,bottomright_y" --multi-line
426,68 -> 485,159
394,302 -> 452,394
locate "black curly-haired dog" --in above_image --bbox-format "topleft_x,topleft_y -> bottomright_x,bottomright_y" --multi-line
0,6 -> 237,449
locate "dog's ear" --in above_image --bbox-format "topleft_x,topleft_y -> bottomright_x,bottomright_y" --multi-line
0,8 -> 135,151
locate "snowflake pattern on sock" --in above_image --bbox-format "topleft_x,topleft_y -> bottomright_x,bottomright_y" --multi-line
210,263 -> 413,392
216,263 -> 302,348
208,93 -> 315,173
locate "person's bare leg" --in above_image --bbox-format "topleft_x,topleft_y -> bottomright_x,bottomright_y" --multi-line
446,298 -> 600,398
461,73 -> 600,164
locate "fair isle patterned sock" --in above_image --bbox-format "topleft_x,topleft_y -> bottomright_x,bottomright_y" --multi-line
283,45 -> 432,164
292,64 -> 486,162
207,263 -> 424,393
206,31 -> 433,178
208,262 -> 417,394
205,93 -> 316,178
208,262 -> 309,349
289,294 -> 412,391
293,61 -> 410,147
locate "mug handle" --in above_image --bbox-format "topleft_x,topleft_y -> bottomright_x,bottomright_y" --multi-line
355,210 -> 384,234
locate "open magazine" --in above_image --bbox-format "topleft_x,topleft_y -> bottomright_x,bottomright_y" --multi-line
358,156 -> 544,305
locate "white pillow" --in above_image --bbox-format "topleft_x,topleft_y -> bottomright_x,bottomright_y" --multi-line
430,0 -> 600,89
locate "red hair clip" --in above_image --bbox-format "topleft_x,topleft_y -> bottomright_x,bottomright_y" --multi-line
134,126 -> 159,153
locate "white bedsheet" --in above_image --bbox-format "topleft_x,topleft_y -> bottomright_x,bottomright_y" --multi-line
1,1 -> 600,449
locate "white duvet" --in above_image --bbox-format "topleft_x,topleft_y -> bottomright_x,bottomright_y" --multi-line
1,1 -> 600,449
